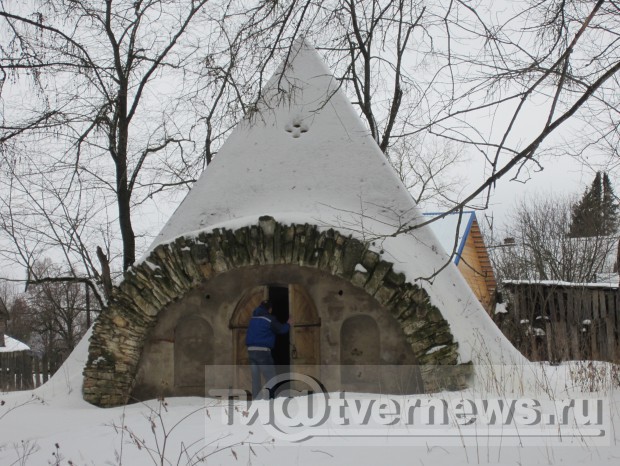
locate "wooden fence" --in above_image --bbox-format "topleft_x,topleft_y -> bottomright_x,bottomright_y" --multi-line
500,281 -> 620,363
0,351 -> 61,392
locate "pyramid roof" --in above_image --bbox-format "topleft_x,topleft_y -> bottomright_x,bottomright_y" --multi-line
146,41 -> 523,366
151,41 -> 417,247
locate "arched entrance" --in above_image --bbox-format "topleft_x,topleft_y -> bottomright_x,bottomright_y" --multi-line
230,284 -> 321,393
85,219 -> 468,407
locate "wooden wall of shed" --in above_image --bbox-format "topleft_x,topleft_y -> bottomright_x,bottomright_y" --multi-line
456,221 -> 496,314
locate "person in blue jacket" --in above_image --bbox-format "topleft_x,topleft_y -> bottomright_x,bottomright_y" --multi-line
246,299 -> 290,399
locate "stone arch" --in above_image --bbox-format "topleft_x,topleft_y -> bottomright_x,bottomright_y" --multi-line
83,216 -> 471,407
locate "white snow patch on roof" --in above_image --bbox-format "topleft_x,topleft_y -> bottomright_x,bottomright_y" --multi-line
0,334 -> 30,352
504,279 -> 619,289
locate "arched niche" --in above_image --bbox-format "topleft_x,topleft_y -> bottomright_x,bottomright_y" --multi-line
340,314 -> 380,390
174,315 -> 213,388
341,314 -> 380,364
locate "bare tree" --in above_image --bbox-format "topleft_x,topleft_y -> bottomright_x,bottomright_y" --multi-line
0,0 -> 289,308
1,0 -> 619,290
0,261 -> 94,367
387,136 -> 467,208
489,193 -> 618,283
1,0 -> 215,274
0,151 -> 114,305
22,260 -> 91,360
5,294 -> 31,346
231,0 -> 620,236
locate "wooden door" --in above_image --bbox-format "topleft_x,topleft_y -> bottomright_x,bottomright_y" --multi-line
230,284 -> 321,393
289,284 -> 321,389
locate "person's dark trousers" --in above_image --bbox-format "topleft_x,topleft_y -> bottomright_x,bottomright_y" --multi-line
248,349 -> 277,399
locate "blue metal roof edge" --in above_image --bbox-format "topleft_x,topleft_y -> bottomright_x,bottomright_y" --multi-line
454,213 -> 475,265
423,211 -> 476,265
422,211 -> 477,216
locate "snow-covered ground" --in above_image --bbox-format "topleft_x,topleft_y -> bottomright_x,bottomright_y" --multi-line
1,330 -> 618,465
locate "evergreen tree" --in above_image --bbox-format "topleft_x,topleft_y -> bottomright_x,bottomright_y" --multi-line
569,172 -> 619,237
602,173 -> 619,235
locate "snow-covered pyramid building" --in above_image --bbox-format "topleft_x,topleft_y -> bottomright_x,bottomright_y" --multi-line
83,41 -> 524,407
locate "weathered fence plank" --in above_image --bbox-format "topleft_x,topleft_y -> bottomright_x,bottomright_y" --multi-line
0,351 -> 61,392
501,282 -> 620,364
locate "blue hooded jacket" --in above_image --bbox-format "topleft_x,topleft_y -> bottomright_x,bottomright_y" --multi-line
245,303 -> 290,349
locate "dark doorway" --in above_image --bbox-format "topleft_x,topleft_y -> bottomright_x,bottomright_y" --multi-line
269,286 -> 290,372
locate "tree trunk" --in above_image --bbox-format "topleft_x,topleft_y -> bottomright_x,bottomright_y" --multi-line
96,247 -> 113,300
115,76 -> 136,271
116,161 -> 136,271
